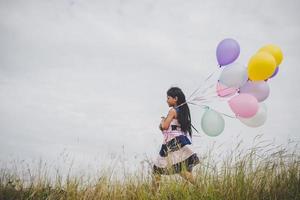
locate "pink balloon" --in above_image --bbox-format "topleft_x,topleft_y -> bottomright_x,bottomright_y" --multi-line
228,94 -> 259,118
216,81 -> 237,97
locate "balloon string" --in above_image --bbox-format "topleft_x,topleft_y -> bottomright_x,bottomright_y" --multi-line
186,67 -> 220,102
175,66 -> 237,118
187,69 -> 218,100
200,82 -> 239,97
221,113 -> 236,119
188,78 -> 240,103
201,85 -> 233,97
191,85 -> 239,101
193,93 -> 231,102
175,67 -> 220,110
195,83 -> 216,96
188,102 -> 236,119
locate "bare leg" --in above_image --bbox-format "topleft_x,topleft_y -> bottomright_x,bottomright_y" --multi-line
179,171 -> 196,185
151,173 -> 161,192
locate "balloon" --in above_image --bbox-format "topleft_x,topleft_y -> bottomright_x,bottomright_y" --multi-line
219,62 -> 248,88
239,80 -> 270,102
270,66 -> 279,78
216,81 -> 237,97
216,38 -> 240,66
238,103 -> 267,127
258,44 -> 283,66
201,107 -> 225,137
247,52 -> 277,81
228,93 -> 259,118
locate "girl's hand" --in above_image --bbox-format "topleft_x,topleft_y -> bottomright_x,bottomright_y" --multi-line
160,109 -> 176,130
159,117 -> 165,131
159,124 -> 163,131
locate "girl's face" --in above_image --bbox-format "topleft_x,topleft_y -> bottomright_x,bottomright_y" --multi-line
167,95 -> 178,107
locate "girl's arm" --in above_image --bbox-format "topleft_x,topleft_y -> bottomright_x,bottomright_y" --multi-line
160,108 -> 176,130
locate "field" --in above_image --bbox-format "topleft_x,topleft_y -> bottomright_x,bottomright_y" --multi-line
1,135 -> 299,200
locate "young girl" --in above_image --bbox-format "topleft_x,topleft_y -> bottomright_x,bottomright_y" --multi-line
152,87 -> 200,190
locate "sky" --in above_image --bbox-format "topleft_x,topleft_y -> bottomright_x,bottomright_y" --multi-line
0,0 -> 299,178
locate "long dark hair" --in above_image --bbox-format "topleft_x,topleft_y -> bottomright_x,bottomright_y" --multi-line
167,87 -> 192,138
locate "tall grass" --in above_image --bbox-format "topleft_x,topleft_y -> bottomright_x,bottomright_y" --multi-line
1,135 -> 299,200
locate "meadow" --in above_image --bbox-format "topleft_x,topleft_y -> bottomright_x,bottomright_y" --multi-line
1,135 -> 299,200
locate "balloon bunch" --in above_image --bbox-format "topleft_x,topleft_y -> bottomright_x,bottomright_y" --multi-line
188,38 -> 283,137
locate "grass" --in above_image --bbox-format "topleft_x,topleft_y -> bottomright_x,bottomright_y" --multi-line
0,134 -> 299,200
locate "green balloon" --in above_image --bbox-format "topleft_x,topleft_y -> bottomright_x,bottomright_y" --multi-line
201,108 -> 225,137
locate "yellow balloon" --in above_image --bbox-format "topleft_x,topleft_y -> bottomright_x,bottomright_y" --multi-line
258,44 -> 283,66
248,52 -> 277,81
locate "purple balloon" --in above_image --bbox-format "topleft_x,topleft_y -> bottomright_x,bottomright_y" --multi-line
239,81 -> 270,102
270,66 -> 279,78
216,38 -> 240,66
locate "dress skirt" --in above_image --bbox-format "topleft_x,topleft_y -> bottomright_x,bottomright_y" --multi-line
153,134 -> 200,175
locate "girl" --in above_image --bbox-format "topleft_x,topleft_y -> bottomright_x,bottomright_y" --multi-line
152,87 -> 200,190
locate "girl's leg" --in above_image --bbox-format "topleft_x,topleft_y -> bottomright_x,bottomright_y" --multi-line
179,171 -> 196,185
151,173 -> 161,191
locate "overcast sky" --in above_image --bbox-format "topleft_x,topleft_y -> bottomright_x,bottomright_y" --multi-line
1,0 -> 299,177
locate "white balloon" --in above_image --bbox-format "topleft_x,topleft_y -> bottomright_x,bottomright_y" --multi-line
219,62 -> 248,88
238,103 -> 267,127
201,108 -> 225,137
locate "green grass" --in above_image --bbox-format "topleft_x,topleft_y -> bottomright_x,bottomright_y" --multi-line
1,135 -> 299,200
